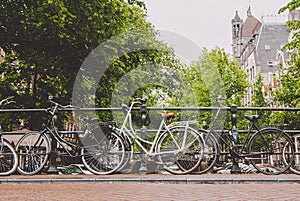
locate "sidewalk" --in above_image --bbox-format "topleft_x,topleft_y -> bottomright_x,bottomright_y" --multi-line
1,173 -> 300,200
1,173 -> 300,184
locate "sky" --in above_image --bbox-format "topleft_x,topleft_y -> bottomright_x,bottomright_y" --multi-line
143,0 -> 291,53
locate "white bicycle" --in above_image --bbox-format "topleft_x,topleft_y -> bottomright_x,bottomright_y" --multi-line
0,96 -> 18,176
113,97 -> 204,175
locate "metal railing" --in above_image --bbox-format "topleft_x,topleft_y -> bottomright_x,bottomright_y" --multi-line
1,105 -> 300,174
1,105 -> 300,133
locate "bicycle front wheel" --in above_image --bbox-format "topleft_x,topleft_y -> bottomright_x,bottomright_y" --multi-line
156,126 -> 204,175
81,131 -> 125,175
286,134 -> 300,175
0,138 -> 18,176
247,128 -> 294,175
16,132 -> 51,175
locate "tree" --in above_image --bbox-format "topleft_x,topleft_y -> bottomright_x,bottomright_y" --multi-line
0,0 -> 178,129
183,48 -> 248,106
277,0 -> 300,107
181,47 -> 249,128
250,73 -> 273,126
272,0 -> 300,129
252,74 -> 267,107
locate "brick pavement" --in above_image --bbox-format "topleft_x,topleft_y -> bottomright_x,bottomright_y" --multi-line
0,181 -> 299,200
0,174 -> 300,200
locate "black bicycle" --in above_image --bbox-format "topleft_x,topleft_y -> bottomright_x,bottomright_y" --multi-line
194,96 -> 294,175
15,96 -> 126,175
0,96 -> 18,175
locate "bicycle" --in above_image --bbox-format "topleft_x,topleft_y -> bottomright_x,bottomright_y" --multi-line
15,96 -> 126,175
113,97 -> 204,175
0,96 -> 18,175
194,96 -> 294,175
284,134 -> 300,175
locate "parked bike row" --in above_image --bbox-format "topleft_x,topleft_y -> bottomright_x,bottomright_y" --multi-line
0,96 -> 299,176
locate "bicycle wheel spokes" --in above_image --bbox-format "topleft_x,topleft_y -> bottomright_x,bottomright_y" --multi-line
0,139 -> 18,176
156,127 -> 203,175
16,132 -> 50,175
248,129 -> 294,175
191,130 -> 219,174
82,132 -> 125,175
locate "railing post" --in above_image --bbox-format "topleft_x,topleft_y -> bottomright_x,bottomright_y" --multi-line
139,98 -> 148,173
230,104 -> 241,174
47,134 -> 59,174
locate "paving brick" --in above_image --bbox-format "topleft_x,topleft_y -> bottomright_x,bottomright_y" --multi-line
0,174 -> 300,200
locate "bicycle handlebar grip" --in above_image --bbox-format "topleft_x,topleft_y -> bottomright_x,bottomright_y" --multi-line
216,95 -> 226,106
122,104 -> 129,111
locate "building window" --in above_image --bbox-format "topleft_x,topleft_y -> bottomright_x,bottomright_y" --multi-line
265,45 -> 270,50
268,61 -> 273,67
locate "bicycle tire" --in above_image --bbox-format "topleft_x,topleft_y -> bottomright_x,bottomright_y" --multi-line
247,128 -> 294,175
16,131 -> 51,175
191,129 -> 219,174
285,134 -> 300,175
115,132 -> 133,173
155,126 -> 204,175
0,138 -> 18,176
81,131 -> 125,175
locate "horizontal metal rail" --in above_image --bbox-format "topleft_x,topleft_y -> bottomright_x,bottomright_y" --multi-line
1,106 -> 300,112
2,129 -> 300,136
1,106 -> 300,135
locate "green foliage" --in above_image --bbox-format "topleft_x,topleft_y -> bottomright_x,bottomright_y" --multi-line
186,48 -> 248,105
272,0 -> 300,129
0,0 -> 178,129
182,47 -> 249,129
252,74 -> 267,107
278,0 -> 300,14
250,73 -> 272,127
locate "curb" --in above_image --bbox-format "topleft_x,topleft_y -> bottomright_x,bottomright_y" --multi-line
1,176 -> 300,184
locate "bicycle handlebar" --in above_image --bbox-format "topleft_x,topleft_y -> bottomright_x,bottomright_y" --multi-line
0,96 -> 15,106
47,96 -> 78,115
216,95 -> 226,107
133,97 -> 147,104
121,97 -> 147,113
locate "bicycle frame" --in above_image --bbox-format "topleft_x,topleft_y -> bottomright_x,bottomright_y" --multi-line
205,102 -> 259,158
44,118 -> 79,157
120,101 -> 166,156
119,101 -> 197,157
42,101 -> 81,157
0,97 -> 15,152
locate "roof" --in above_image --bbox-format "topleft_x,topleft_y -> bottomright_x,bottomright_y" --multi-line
232,11 -> 243,23
242,15 -> 262,37
256,24 -> 290,74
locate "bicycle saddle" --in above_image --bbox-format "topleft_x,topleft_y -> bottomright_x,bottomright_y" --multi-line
244,115 -> 260,122
161,112 -> 175,119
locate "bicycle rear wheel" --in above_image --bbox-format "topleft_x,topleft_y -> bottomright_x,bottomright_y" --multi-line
16,131 -> 51,175
247,128 -> 294,175
191,129 -> 219,174
81,131 -> 125,175
156,126 -> 204,175
286,134 -> 300,175
0,138 -> 18,176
